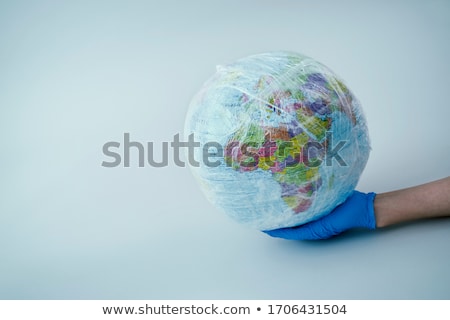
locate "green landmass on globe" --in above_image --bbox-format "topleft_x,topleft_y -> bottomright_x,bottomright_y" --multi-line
223,71 -> 356,214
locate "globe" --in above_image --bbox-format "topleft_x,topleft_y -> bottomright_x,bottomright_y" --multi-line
184,51 -> 370,231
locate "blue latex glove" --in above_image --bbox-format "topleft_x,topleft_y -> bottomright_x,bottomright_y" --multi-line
264,191 -> 377,240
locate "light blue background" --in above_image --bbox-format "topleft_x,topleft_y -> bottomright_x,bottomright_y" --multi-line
1,0 -> 449,299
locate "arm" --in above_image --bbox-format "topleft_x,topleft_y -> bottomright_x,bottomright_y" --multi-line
264,176 -> 450,240
375,176 -> 450,228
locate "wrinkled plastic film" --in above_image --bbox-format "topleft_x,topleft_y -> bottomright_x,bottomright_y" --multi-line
185,51 -> 370,230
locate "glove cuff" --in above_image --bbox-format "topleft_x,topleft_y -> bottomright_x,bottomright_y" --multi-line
365,192 -> 377,230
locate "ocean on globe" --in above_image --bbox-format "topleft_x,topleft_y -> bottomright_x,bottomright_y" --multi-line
184,51 -> 370,231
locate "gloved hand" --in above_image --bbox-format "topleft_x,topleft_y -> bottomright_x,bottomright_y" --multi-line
263,191 -> 377,240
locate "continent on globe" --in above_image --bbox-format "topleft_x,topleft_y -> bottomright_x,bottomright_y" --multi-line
185,51 -> 370,231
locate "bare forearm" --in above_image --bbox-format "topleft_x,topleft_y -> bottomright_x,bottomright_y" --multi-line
374,177 -> 450,228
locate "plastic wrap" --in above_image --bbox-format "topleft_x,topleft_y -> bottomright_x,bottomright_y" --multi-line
184,51 -> 370,230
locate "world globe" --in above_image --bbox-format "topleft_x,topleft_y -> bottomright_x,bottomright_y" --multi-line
184,51 -> 370,231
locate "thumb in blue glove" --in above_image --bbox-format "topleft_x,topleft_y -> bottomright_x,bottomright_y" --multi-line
263,191 -> 377,240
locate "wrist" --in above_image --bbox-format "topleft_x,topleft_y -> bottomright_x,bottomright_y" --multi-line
373,192 -> 395,228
